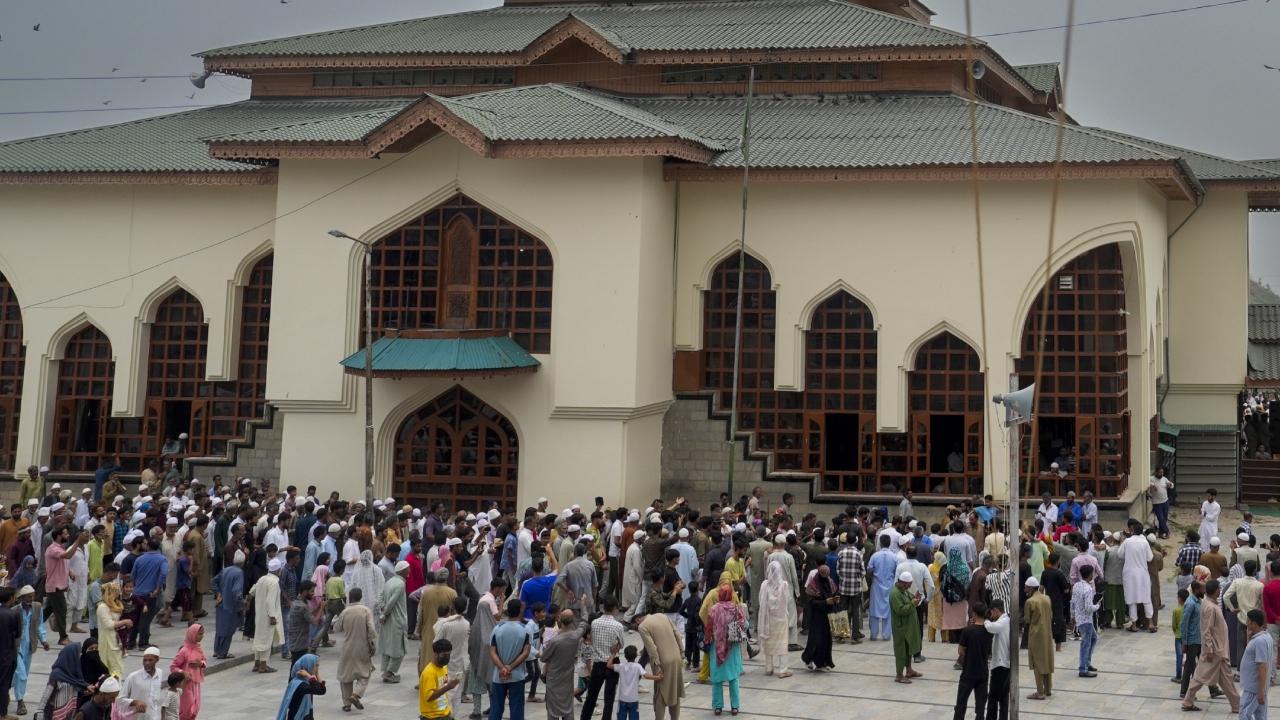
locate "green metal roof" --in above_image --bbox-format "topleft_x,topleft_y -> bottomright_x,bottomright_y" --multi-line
198,0 -> 979,58
623,93 -> 1181,169
1012,62 -> 1059,94
207,104 -> 413,143
1249,304 -> 1280,342
340,334 -> 541,376
1084,128 -> 1280,182
1248,159 -> 1280,174
0,98 -> 413,173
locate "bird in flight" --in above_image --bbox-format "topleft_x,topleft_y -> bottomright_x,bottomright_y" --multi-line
187,92 -> 197,99
102,100 -> 111,105
140,78 -> 147,83
33,23 -> 40,31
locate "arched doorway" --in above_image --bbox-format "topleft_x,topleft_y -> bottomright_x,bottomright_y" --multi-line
906,331 -> 984,495
393,386 -> 518,513
0,272 -> 23,472
52,325 -> 116,471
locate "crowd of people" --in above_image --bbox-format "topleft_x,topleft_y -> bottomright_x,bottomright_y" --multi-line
0,467 -> 1277,720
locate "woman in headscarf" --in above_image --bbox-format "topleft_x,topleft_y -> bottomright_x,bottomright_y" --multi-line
349,550 -> 385,629
800,565 -> 837,671
95,582 -> 129,678
309,563 -> 331,650
757,562 -> 795,678
941,546 -> 971,642
926,550 -> 945,642
276,654 -> 326,720
11,554 -> 36,590
37,640 -> 100,720
170,624 -> 207,720
706,586 -> 746,716
698,572 -> 740,684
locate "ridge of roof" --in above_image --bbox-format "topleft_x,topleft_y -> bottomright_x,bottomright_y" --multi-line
203,104 -> 416,143
566,11 -> 632,54
1084,127 -> 1280,182
1012,62 -> 1059,94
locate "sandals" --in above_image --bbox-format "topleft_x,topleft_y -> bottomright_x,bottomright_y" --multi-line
894,677 -> 912,684
714,710 -> 723,716
731,709 -> 739,716
1181,705 -> 1203,712
775,672 -> 792,679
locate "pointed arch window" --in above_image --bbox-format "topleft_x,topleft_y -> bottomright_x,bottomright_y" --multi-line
0,272 -> 21,473
52,326 -> 115,471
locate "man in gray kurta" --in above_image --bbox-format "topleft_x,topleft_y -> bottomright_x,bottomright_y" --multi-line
555,543 -> 598,619
378,561 -> 409,682
540,610 -> 584,720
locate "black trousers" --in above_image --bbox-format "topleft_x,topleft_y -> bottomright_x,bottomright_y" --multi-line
580,660 -> 618,720
0,658 -> 14,716
1181,644 -> 1200,697
916,604 -> 928,648
842,593 -> 863,640
954,675 -> 988,720
44,588 -> 68,640
986,667 -> 1009,720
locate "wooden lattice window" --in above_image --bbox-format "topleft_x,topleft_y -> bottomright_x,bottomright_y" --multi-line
906,332 -> 984,496
364,194 -> 553,353
393,385 -> 518,513
52,326 -> 115,472
701,254 -> 803,471
1017,243 -> 1129,497
208,254 -> 272,457
0,272 -> 22,473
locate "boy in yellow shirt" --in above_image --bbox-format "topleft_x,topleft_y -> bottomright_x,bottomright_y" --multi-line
420,639 -> 460,720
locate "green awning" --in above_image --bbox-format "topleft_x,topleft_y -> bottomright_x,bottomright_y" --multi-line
340,332 -> 539,377
1158,422 -> 1181,437
1158,442 -> 1176,454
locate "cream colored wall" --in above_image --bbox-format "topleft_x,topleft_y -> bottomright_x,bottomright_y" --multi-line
673,178 -> 1170,501
1163,190 -> 1249,426
269,137 -> 675,507
0,184 -> 277,473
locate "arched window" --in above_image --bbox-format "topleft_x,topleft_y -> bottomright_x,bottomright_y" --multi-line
0,272 -> 21,472
209,254 -> 272,456
906,332 -> 984,495
52,326 -> 115,471
364,194 -> 553,353
1017,243 -> 1129,497
394,386 -> 518,512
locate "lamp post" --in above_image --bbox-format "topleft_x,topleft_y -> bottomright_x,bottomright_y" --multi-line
993,380 -> 1035,720
328,229 -> 375,516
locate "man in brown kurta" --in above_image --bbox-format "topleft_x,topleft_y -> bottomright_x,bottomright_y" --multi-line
1182,579 -> 1241,712
638,612 -> 686,720
189,518 -> 211,618
1201,540 -> 1228,579
1024,577 -> 1055,700
337,591 -> 377,711
416,569 -> 458,674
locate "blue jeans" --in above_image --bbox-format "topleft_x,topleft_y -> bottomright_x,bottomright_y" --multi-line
711,679 -> 740,711
617,701 -> 639,720
1154,502 -> 1170,536
1077,623 -> 1096,673
1175,638 -> 1184,678
1240,689 -> 1268,720
489,679 -> 527,720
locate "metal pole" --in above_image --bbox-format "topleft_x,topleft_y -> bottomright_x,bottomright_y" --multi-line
725,65 -> 755,503
363,244 -> 375,518
1007,407 -> 1021,720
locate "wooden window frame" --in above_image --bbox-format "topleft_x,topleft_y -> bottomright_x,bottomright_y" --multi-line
0,272 -> 22,473
52,326 -> 115,472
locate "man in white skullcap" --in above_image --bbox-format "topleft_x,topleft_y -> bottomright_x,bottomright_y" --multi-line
890,570 -> 923,683
672,527 -> 698,600
211,548 -> 246,659
247,556 -> 284,673
85,675 -> 122,718
1118,518 -> 1154,632
116,646 -> 165,720
378,560 -> 411,682
1025,575 -> 1055,700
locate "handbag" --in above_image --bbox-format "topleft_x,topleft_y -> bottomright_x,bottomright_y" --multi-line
727,615 -> 749,643
828,611 -> 852,639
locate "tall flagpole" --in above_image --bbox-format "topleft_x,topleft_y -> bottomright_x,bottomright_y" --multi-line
726,65 -> 756,504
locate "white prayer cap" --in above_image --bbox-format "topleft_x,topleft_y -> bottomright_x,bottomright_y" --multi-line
907,520 -> 918,529
477,515 -> 490,527
649,512 -> 662,524
734,522 -> 747,533
567,524 -> 581,533
897,572 -> 913,583
240,478 -> 252,486
394,560 -> 410,573
249,501 -> 260,509
187,517 -> 198,527
191,478 -> 202,485
166,517 -> 179,526
383,497 -> 394,506
412,509 -> 422,518
37,507 -> 50,517
1025,576 -> 1040,588
233,550 -> 246,565
16,585 -> 34,597
465,513 -> 476,522
114,494 -> 125,503
1066,490 -> 1076,497
142,496 -> 153,503
268,558 -> 283,572
100,677 -> 122,693
1049,462 -> 1059,469
39,466 -> 49,473
124,529 -> 142,543
328,523 -> 342,533
446,537 -> 462,547
488,509 -> 501,520
373,500 -> 384,509
633,530 -> 647,542
1146,533 -> 1157,542
26,498 -> 38,506
626,512 -> 640,523
51,502 -> 65,512
1238,532 -> 1250,542
1102,531 -> 1112,539
81,487 -> 92,495
644,507 -> 654,516
560,508 -> 572,519
571,504 -> 581,512
305,496 -> 316,505
774,534 -> 786,545
51,483 -> 62,490
143,646 -> 161,657
1210,537 -> 1221,546
211,498 -> 223,506
537,497 -> 548,504
678,528 -> 689,538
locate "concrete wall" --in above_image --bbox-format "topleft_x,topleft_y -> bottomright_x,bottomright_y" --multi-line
186,410 -> 284,487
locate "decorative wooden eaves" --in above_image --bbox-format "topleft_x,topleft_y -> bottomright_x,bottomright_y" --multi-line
1205,179 -> 1280,211
523,15 -> 629,64
664,161 -> 1201,202
0,169 -> 278,186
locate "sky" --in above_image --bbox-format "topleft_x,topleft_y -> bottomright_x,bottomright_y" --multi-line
0,0 -> 1277,280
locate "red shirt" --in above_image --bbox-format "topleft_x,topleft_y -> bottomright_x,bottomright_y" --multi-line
1263,579 -> 1280,625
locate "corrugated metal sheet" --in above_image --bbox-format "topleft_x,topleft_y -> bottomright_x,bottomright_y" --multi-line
340,335 -> 540,374
0,98 -> 413,173
1085,128 -> 1280,182
1248,158 -> 1280,174
208,105 -> 413,143
198,0 -> 977,58
1013,62 -> 1058,94
1249,305 -> 1280,342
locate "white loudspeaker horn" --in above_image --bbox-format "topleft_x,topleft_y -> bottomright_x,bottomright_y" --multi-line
970,60 -> 986,80
993,384 -> 1035,427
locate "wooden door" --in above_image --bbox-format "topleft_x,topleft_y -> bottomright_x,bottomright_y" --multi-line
910,412 -> 930,474
188,399 -> 211,456
804,412 -> 824,473
142,399 -> 164,456
964,411 -> 984,495
441,215 -> 478,329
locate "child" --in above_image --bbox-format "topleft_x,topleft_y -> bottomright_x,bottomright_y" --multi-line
574,627 -> 593,699
120,579 -> 138,651
1172,588 -> 1189,683
525,602 -> 545,702
608,645 -> 660,720
171,540 -> 194,623
322,559 -> 347,647
680,582 -> 704,670
419,639 -> 460,720
1175,563 -> 1194,594
161,671 -> 185,720
1240,512 -> 1254,537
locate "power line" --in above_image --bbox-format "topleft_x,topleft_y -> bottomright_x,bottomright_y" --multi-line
978,0 -> 1249,38
0,74 -> 192,82
0,104 -> 221,117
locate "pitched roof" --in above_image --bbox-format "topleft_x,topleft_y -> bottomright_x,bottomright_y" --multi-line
623,93 -> 1179,169
1084,128 -> 1280,182
197,0 -> 979,58
1248,159 -> 1280,174
1249,304 -> 1280,342
207,104 -> 413,143
0,98 -> 412,173
1012,62 -> 1059,94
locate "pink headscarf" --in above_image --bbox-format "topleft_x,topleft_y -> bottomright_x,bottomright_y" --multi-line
310,565 -> 331,613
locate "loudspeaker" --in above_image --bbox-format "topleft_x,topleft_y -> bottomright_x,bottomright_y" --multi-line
993,384 -> 1035,427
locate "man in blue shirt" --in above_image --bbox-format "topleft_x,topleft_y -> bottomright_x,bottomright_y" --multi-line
128,537 -> 169,649
489,598 -> 531,720
1180,581 -> 1203,698
518,559 -> 556,619
1239,609 -> 1274,720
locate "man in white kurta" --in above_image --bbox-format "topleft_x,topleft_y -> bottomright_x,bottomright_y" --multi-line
248,557 -> 284,672
116,647 -> 165,720
1117,522 -> 1154,628
1199,492 -> 1222,552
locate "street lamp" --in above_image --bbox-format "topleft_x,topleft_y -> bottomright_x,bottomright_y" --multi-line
328,229 -> 375,517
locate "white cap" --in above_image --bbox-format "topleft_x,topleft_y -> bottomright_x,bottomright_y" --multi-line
383,497 -> 394,506
649,512 -> 662,524
412,508 -> 422,518
465,513 -> 476,522
488,509 -> 501,520
446,537 -> 462,547
907,520 -> 918,529
17,584 -> 34,596
328,523 -> 341,533
633,530 -> 647,542
26,498 -> 37,506
734,522 -> 747,532
178,432 -> 189,440
897,572 -> 913,583
373,500 -> 384,509
143,646 -> 161,657
678,528 -> 689,538
241,478 -> 252,485
1050,462 -> 1059,469
1211,537 -> 1222,546
268,558 -> 283,572
1238,532 -> 1250,542
249,501 -> 260,509
100,677 -> 122,693
37,507 -> 50,517
537,497 -> 548,504
51,502 -> 65,511
571,504 -> 581,512
1025,576 -> 1040,588
567,524 -> 581,533
1066,490 -> 1076,497
1146,533 -> 1157,542
51,482 -> 61,490
187,517 -> 198,527
394,560 -> 410,573
166,517 -> 179,526
39,466 -> 49,473
626,512 -> 640,523
81,487 -> 92,495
